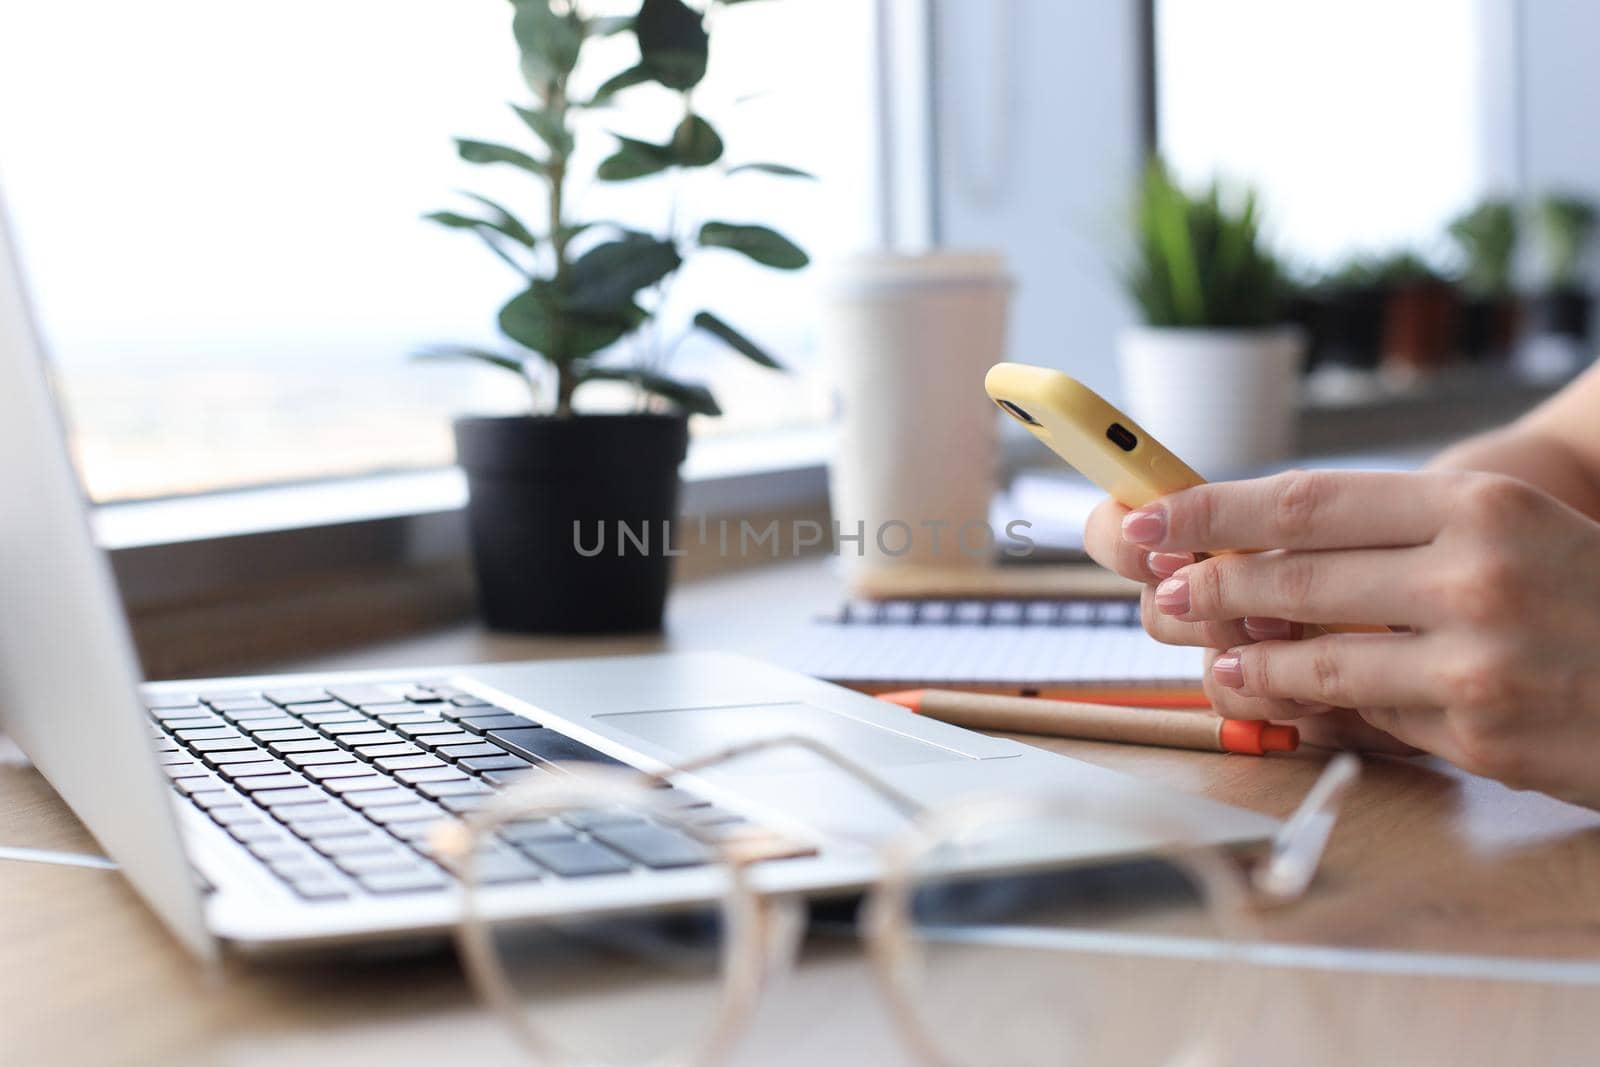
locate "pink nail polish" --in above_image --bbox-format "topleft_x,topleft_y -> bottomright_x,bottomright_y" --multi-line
1147,552 -> 1190,579
1155,576 -> 1189,615
1121,508 -> 1167,547
1243,616 -> 1293,641
1213,652 -> 1244,688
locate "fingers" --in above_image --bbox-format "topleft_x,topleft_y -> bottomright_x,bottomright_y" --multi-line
1354,706 -> 1466,764
1292,708 -> 1424,755
1085,497 -> 1193,583
1211,632 -> 1440,709
1121,469 -> 1456,554
1141,586 -> 1254,649
1153,547 -> 1429,628
1201,650 -> 1329,721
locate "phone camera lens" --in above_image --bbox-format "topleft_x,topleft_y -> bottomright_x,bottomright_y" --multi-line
1106,422 -> 1138,452
996,399 -> 1040,426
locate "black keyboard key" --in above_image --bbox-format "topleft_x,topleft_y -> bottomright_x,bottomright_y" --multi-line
160,760 -> 206,777
457,714 -> 535,734
248,839 -> 315,865
264,687 -> 330,706
317,719 -> 383,736
356,868 -> 449,894
237,717 -> 302,734
208,806 -> 262,826
437,794 -> 491,814
173,775 -> 226,794
415,779 -> 493,799
174,726 -> 246,742
228,823 -> 293,845
591,824 -> 710,869
396,721 -> 463,738
471,851 -> 545,884
302,763 -> 379,781
438,743 -> 504,760
284,749 -> 360,767
252,728 -> 321,743
375,754 -> 444,772
255,787 -> 332,808
203,748 -> 275,766
217,760 -> 288,779
395,766 -> 469,785
322,776 -> 396,795
479,769 -> 540,788
412,731 -> 479,750
451,694 -> 491,708
487,728 -> 628,768
159,715 -> 222,731
295,815 -> 377,840
274,802 -> 352,826
222,707 -> 292,723
311,832 -> 405,857
268,738 -> 339,755
400,686 -> 441,703
285,875 -> 351,901
332,850 -> 429,876
190,789 -> 244,810
208,697 -> 272,712
457,751 -> 537,777
299,709 -> 366,725
386,819 -> 453,842
343,788 -> 420,810
325,684 -> 405,706
232,773 -> 308,793
355,742 -> 423,759
519,839 -> 631,877
499,819 -> 579,845
157,750 -> 198,766
187,736 -> 260,753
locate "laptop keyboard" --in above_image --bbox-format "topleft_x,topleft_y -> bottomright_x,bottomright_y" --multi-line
146,681 -> 760,902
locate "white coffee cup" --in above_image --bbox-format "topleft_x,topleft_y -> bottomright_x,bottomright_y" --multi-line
820,251 -> 1014,573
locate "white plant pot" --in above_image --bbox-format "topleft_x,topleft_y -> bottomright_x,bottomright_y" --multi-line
1116,327 -> 1305,479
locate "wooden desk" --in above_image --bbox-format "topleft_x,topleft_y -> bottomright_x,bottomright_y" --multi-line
4,558 -> 1600,1066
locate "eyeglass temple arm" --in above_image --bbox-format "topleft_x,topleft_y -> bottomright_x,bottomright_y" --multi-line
1251,753 -> 1361,903
646,733 -> 932,822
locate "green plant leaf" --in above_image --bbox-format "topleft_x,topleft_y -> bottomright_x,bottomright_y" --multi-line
423,210 -> 528,274
499,282 -> 641,362
671,113 -> 723,166
455,192 -> 538,248
726,161 -> 817,179
636,0 -> 708,90
511,104 -> 574,159
598,135 -> 673,180
411,345 -> 528,377
568,235 -> 683,313
692,311 -> 783,369
590,64 -> 653,104
580,366 -> 722,415
512,1 -> 584,94
698,222 -> 810,269
456,138 -> 548,177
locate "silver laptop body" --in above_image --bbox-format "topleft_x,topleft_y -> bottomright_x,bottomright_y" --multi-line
0,194 -> 1279,958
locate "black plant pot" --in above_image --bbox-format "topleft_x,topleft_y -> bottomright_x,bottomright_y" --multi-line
1457,295 -> 1520,363
1316,285 -> 1385,370
454,413 -> 690,634
1529,286 -> 1593,342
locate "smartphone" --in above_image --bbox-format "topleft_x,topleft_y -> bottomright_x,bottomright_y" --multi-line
987,362 -> 1386,636
984,362 -> 1205,508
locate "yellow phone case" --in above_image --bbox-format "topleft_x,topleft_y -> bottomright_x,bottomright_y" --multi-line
984,362 -> 1205,508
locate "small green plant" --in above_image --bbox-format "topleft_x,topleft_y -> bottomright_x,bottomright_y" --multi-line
1534,193 -> 1598,290
420,0 -> 811,418
1124,162 -> 1283,328
1448,199 -> 1517,297
1373,250 -> 1449,287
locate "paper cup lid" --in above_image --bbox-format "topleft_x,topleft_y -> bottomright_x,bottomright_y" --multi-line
819,250 -> 1013,292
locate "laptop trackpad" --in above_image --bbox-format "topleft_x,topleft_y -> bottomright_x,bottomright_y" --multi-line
596,702 -> 974,773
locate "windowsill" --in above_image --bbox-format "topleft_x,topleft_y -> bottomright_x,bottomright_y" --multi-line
95,424 -> 834,552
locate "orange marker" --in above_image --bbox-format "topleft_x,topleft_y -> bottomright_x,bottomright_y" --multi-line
879,688 -> 1298,756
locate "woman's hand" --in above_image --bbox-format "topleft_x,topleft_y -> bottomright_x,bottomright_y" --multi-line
1085,468 -> 1600,809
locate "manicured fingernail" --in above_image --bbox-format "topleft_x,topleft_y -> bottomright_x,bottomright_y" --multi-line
1154,576 -> 1189,615
1243,616 -> 1294,641
1147,552 -> 1191,579
1212,652 -> 1244,688
1121,507 -> 1167,547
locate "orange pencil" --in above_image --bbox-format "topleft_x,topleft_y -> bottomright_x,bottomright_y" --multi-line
879,688 -> 1298,756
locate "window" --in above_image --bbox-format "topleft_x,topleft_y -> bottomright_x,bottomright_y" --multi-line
0,1 -> 879,503
1154,0 -> 1496,269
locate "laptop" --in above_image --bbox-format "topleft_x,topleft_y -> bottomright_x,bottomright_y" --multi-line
0,197 -> 1280,960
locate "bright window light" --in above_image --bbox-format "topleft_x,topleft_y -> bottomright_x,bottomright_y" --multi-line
0,1 -> 878,502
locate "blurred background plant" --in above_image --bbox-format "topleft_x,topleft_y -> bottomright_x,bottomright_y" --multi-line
1448,199 -> 1518,298
419,0 -> 811,418
1123,162 -> 1285,329
1534,193 -> 1598,291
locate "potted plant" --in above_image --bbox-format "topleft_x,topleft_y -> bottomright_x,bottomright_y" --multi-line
1448,199 -> 1520,363
1375,250 -> 1459,382
1118,162 -> 1300,477
1524,193 -> 1597,378
421,0 -> 810,633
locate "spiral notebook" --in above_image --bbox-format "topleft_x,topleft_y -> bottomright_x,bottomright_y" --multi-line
781,596 -> 1209,708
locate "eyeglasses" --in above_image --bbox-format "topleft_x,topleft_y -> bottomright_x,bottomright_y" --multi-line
435,736 -> 1360,1067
